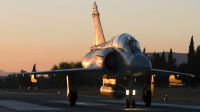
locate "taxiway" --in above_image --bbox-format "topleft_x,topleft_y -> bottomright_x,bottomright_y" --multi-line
0,91 -> 199,112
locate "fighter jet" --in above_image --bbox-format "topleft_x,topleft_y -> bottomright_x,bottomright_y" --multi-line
10,2 -> 194,108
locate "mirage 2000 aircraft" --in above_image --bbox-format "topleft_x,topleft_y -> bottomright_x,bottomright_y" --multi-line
10,2 -> 194,108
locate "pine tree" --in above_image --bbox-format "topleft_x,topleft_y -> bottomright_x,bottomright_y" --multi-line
143,47 -> 147,56
167,49 -> 177,71
161,51 -> 167,70
156,52 -> 161,69
194,46 -> 200,79
187,36 -> 195,74
150,52 -> 157,68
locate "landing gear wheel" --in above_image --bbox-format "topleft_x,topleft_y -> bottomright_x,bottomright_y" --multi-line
68,97 -> 75,106
130,99 -> 135,108
68,90 -> 77,106
143,90 -> 151,106
125,99 -> 130,108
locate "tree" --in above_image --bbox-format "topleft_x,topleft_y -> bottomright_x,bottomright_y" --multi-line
167,49 -> 177,71
187,36 -> 195,74
178,63 -> 187,73
74,62 -> 82,68
150,52 -> 157,69
194,45 -> 200,81
160,51 -> 167,70
51,65 -> 59,70
143,47 -> 147,56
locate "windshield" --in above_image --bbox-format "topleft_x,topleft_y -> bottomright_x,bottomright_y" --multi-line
131,41 -> 141,50
122,41 -> 141,53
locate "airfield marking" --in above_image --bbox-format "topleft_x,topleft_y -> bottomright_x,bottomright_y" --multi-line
0,100 -> 64,110
100,100 -> 200,110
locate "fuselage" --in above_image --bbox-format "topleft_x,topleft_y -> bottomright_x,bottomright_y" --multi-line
82,33 -> 152,78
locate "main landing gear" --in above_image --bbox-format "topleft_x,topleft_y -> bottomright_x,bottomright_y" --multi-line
66,75 -> 78,106
142,90 -> 151,106
68,89 -> 78,106
125,77 -> 136,108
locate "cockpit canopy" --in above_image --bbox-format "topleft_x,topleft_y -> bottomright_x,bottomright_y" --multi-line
113,33 -> 141,53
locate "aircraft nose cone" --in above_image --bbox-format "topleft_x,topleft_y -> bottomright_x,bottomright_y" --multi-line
130,54 -> 151,76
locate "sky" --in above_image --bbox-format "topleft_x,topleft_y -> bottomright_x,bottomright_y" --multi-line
0,0 -> 200,72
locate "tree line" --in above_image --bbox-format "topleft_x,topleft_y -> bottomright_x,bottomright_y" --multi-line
143,36 -> 200,86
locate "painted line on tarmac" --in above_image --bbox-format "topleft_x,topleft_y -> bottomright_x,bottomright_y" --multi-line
0,100 -> 64,110
100,100 -> 200,110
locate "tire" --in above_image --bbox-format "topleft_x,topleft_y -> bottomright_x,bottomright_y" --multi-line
130,99 -> 135,108
68,90 -> 76,106
144,90 -> 151,106
125,99 -> 130,108
68,97 -> 75,106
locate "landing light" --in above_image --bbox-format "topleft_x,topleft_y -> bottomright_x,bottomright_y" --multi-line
126,90 -> 129,95
133,90 -> 136,95
126,90 -> 136,95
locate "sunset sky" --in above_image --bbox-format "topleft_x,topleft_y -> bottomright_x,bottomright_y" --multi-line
0,0 -> 200,72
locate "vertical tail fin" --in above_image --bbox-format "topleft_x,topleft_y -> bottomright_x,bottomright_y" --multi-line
92,2 -> 106,45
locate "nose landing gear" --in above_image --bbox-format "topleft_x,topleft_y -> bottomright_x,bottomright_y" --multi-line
125,98 -> 135,108
130,99 -> 135,108
124,99 -> 130,108
125,77 -> 136,108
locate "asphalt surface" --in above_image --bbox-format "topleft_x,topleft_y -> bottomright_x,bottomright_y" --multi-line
0,91 -> 200,112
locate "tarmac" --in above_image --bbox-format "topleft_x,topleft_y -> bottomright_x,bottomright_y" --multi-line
0,91 -> 200,112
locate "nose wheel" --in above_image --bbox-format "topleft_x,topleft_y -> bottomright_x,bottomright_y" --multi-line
124,99 -> 130,108
125,99 -> 135,108
124,99 -> 135,108
130,99 -> 135,108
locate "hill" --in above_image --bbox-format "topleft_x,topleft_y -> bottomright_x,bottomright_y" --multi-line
147,52 -> 187,65
0,70 -> 6,76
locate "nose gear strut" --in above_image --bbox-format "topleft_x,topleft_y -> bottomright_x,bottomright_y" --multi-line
125,76 -> 135,108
